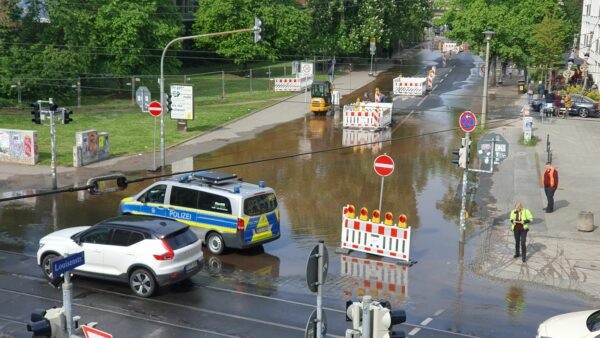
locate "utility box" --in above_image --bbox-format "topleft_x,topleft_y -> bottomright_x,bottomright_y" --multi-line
73,130 -> 109,167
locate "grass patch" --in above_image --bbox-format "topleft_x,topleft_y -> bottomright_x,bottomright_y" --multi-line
1,100 -> 281,166
518,134 -> 538,146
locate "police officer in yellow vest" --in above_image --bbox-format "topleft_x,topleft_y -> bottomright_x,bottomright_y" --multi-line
510,202 -> 533,262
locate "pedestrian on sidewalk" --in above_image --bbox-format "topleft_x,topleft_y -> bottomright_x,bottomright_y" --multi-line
553,91 -> 562,117
328,64 -> 334,83
527,81 -> 534,104
564,92 -> 571,118
510,202 -> 533,262
538,81 -> 545,99
542,162 -> 559,213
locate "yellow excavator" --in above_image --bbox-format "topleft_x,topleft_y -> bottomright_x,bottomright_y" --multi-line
310,80 -> 333,115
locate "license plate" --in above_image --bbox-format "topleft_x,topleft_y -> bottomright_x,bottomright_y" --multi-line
256,226 -> 269,233
185,261 -> 198,271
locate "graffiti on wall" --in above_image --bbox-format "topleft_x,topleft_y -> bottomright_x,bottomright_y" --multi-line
0,129 -> 38,165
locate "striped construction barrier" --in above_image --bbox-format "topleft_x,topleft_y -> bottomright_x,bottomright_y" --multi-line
340,205 -> 411,262
273,75 -> 313,92
341,255 -> 408,302
342,128 -> 392,153
393,77 -> 427,96
342,102 -> 392,130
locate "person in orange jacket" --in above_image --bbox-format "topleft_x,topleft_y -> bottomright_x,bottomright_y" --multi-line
542,162 -> 558,213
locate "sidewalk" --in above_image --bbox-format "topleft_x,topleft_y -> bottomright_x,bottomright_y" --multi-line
473,79 -> 600,300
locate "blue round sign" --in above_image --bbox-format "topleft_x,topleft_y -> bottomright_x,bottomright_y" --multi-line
459,111 -> 477,132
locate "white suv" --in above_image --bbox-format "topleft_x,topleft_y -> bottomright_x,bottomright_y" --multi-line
36,215 -> 203,297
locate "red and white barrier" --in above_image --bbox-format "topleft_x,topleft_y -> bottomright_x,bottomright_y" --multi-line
443,42 -> 458,53
273,75 -> 313,92
342,128 -> 392,152
340,207 -> 411,262
393,77 -> 427,96
341,255 -> 408,301
342,102 -> 392,130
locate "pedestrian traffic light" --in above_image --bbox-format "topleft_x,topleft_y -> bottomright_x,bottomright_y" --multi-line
62,108 -> 73,124
26,308 -> 52,338
452,147 -> 467,168
371,300 -> 407,338
452,137 -> 470,169
345,300 -> 362,336
166,94 -> 172,114
31,103 -> 41,124
253,17 -> 262,44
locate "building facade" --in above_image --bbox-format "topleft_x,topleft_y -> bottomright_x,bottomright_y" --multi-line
580,0 -> 600,85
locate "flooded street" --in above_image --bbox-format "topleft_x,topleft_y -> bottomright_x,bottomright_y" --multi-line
1,50 -> 598,338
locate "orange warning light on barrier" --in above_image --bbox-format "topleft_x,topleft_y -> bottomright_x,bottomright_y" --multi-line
384,212 -> 393,225
398,214 -> 408,228
345,205 -> 356,219
372,210 -> 381,223
359,207 -> 369,221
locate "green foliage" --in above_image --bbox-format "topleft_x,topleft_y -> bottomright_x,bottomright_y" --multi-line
519,134 -> 538,146
307,0 -> 432,55
530,14 -> 569,68
586,91 -> 600,101
0,0 -> 184,101
193,0 -> 311,65
441,0 -> 572,67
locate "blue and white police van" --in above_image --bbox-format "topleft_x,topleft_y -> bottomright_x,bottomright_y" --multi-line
120,171 -> 280,255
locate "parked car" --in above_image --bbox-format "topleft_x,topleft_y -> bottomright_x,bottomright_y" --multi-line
565,94 -> 600,118
37,215 -> 203,297
536,309 -> 600,338
530,98 -> 545,112
120,171 -> 281,255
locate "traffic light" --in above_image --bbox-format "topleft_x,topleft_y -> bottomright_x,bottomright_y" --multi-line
31,103 -> 41,124
62,109 -> 73,124
166,94 -> 172,114
26,308 -> 52,338
452,137 -> 469,169
371,300 -> 407,338
345,300 -> 362,337
253,17 -> 262,43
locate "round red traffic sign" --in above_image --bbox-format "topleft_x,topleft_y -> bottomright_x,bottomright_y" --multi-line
459,111 -> 477,133
148,101 -> 162,117
374,154 -> 395,177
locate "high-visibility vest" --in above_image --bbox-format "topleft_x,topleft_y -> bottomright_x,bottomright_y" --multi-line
542,167 -> 556,187
510,208 -> 533,231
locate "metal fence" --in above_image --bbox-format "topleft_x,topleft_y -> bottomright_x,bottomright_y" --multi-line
1,58 -> 398,111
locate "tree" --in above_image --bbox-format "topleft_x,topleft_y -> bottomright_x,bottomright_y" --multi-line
530,14 -> 570,83
192,0 -> 312,65
441,0 -> 571,68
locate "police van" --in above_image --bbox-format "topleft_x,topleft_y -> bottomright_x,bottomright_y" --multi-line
119,171 -> 280,255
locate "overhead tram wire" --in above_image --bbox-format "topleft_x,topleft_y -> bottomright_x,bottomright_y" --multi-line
0,117 -> 518,203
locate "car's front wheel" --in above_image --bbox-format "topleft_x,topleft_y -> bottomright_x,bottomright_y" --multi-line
579,108 -> 590,118
207,232 -> 225,255
41,253 -> 58,280
129,268 -> 156,297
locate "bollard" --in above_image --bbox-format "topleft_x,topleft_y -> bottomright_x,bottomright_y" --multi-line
577,211 -> 594,232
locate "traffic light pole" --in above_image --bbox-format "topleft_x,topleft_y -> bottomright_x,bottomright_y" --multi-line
316,241 -> 324,338
458,132 -> 470,243
63,273 -> 74,337
159,27 -> 257,169
49,103 -> 58,190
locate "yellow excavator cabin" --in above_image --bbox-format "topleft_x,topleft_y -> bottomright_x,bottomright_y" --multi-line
310,81 -> 333,115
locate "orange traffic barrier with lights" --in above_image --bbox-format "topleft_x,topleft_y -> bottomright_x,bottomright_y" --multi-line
340,204 -> 412,263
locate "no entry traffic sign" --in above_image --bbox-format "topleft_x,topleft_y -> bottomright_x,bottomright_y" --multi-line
459,111 -> 477,133
148,101 -> 162,117
374,154 -> 395,177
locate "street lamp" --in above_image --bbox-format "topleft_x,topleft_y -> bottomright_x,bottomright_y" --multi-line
481,30 -> 495,129
158,21 -> 261,170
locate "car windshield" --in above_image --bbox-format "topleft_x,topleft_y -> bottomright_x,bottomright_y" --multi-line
587,310 -> 600,331
244,193 -> 278,216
